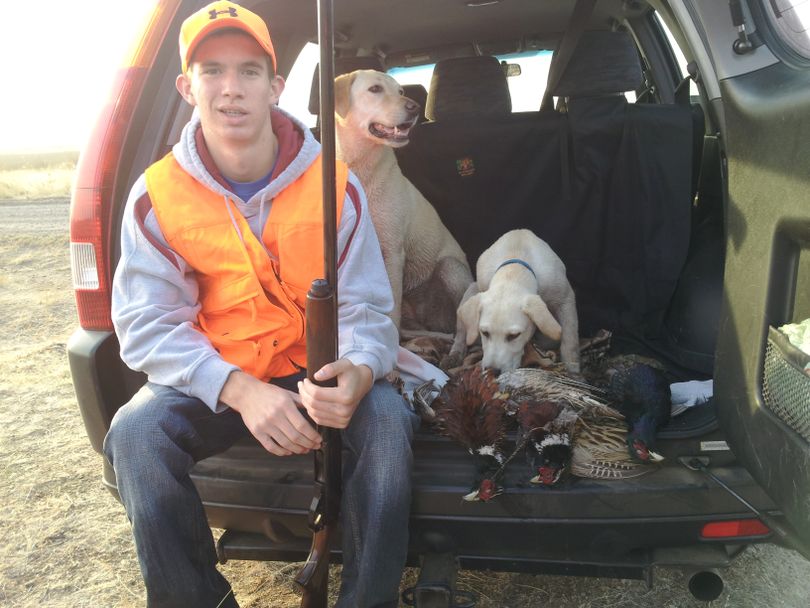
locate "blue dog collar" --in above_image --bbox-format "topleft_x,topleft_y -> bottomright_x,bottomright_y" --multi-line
495,258 -> 536,278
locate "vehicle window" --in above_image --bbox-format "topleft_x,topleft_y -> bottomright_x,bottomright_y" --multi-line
280,44 -> 649,123
279,42 -> 320,128
762,0 -> 810,59
389,51 -> 554,112
655,12 -> 699,98
280,45 -> 559,120
390,50 -> 644,108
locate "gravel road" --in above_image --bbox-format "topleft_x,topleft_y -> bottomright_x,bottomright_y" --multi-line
0,197 -> 71,232
1,197 -> 808,608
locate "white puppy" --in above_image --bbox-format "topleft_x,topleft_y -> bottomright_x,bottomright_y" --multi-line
452,229 -> 580,374
334,69 -> 473,333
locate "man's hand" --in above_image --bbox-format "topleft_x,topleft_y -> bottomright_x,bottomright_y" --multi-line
297,359 -> 374,429
220,371 -> 322,456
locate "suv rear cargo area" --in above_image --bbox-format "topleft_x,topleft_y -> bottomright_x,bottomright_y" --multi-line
68,0 -> 810,599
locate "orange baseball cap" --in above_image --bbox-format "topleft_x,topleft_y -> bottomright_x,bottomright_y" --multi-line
179,1 -> 277,73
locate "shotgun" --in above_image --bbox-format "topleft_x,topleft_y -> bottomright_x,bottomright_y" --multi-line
295,0 -> 340,605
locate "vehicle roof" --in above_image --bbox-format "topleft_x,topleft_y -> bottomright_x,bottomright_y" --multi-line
260,0 -> 652,70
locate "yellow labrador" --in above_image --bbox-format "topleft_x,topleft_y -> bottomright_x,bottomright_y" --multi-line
334,69 -> 473,333
453,229 -> 580,374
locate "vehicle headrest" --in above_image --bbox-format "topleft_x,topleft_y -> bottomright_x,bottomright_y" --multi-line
425,55 -> 511,122
402,84 -> 428,122
309,56 -> 385,116
552,30 -> 642,97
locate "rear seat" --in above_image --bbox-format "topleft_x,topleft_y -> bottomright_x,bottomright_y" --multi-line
397,35 -> 695,343
396,55 -> 568,268
551,31 -> 694,337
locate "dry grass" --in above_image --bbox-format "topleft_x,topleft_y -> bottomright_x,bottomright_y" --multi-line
0,167 -> 75,200
1,175 -> 809,607
0,152 -> 78,200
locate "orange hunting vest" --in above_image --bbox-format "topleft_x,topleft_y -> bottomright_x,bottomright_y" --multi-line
145,152 -> 347,380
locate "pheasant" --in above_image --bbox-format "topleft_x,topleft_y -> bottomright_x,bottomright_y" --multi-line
585,355 -> 671,462
460,397 -> 576,499
570,415 -> 658,480
513,398 -> 572,486
498,368 -> 623,486
432,367 -> 512,500
497,367 -> 621,419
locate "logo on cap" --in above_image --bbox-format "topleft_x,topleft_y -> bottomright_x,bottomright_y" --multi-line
209,7 -> 238,19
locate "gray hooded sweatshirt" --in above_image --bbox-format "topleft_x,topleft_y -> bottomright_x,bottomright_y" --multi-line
111,107 -> 398,412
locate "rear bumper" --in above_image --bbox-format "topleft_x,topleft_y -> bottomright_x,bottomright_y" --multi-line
98,434 -> 782,576
74,328 -> 783,576
67,328 -> 144,453
211,526 -> 752,583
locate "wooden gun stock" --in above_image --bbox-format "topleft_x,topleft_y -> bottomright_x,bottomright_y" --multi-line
296,526 -> 331,608
296,279 -> 341,608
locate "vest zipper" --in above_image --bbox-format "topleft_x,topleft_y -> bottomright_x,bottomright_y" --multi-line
224,195 -> 260,322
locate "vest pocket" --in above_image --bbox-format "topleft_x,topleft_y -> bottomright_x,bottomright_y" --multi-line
204,331 -> 279,380
198,274 -> 265,343
200,274 -> 261,314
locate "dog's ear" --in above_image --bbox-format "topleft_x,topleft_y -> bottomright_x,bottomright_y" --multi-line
334,72 -> 356,119
522,295 -> 562,341
457,293 -> 482,346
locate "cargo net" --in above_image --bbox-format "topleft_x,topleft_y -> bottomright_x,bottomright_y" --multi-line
763,336 -> 810,442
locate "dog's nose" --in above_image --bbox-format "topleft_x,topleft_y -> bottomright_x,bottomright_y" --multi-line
489,367 -> 502,376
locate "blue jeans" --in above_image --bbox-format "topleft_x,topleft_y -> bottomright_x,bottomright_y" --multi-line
103,377 -> 419,608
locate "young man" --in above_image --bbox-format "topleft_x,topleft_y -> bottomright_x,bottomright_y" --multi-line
104,2 -> 419,606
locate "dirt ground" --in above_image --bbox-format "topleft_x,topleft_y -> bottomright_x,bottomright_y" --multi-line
1,195 -> 809,607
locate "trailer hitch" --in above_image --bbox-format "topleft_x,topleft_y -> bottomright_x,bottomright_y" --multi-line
400,550 -> 477,608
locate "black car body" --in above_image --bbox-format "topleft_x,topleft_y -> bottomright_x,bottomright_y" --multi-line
68,0 -> 810,596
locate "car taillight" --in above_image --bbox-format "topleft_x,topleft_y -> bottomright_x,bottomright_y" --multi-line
701,519 -> 771,539
70,0 -> 180,330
